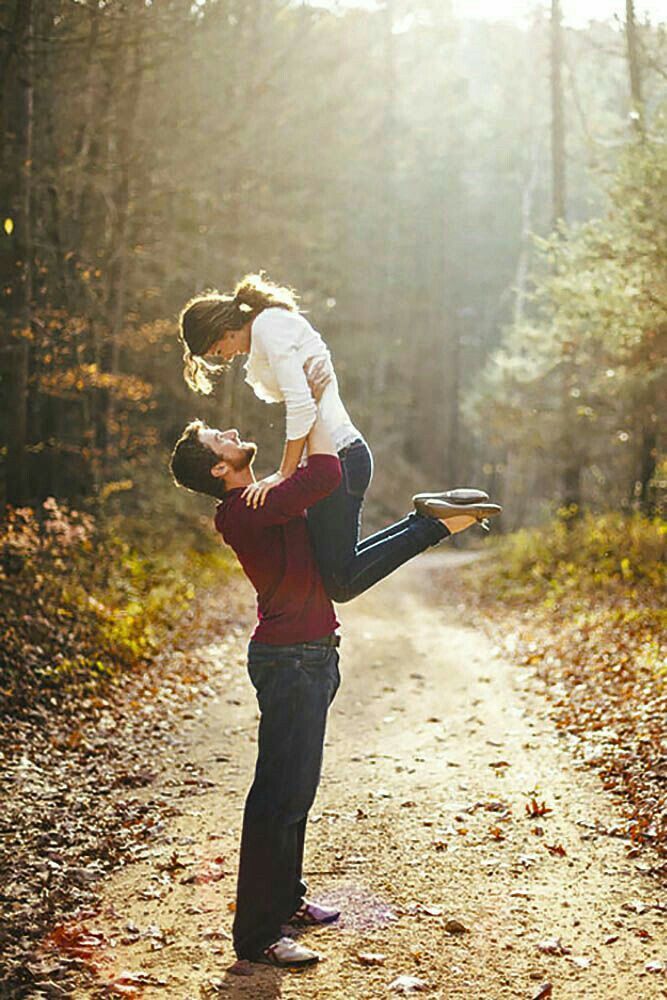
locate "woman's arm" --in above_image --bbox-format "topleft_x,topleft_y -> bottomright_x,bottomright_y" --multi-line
279,436 -> 307,478
243,358 -> 332,508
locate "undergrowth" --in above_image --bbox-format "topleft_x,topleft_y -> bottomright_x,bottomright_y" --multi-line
0,497 -> 233,713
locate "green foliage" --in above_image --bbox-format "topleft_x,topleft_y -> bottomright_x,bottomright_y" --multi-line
479,512 -> 666,606
0,498 -> 233,710
466,137 -> 667,519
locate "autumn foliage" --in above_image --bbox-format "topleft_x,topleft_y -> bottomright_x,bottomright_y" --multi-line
0,497 -> 228,713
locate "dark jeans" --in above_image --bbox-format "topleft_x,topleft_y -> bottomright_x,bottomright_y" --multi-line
233,638 -> 340,960
307,437 -> 448,603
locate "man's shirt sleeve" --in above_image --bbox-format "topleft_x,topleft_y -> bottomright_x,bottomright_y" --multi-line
247,454 -> 341,527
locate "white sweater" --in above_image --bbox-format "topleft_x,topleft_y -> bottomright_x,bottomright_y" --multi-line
244,308 -> 360,452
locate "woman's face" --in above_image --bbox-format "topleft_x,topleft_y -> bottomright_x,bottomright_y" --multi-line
206,325 -> 250,362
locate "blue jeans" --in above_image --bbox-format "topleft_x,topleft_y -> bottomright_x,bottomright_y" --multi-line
306,438 -> 448,603
233,639 -> 340,960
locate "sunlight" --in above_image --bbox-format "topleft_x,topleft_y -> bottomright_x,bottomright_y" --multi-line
317,0 -> 666,29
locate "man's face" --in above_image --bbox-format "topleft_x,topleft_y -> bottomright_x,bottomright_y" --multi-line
198,426 -> 257,472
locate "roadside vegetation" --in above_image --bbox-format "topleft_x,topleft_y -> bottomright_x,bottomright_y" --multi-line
0,492 -> 233,716
462,512 -> 667,856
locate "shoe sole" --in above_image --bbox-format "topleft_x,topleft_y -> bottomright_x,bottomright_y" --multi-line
256,954 -> 321,967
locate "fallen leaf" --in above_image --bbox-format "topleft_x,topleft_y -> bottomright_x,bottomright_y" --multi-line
157,850 -> 188,874
537,937 -> 570,956
181,856 -> 226,884
646,960 -> 664,973
546,843 -> 567,856
622,900 -> 649,914
532,984 -> 553,1000
44,922 -> 108,961
357,952 -> 387,966
444,918 -> 468,935
106,971 -> 168,989
389,974 -> 428,993
525,799 -> 552,818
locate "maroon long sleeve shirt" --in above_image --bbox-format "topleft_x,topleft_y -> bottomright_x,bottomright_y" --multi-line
214,454 -> 341,645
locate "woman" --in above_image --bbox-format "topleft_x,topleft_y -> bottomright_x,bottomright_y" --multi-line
179,273 -> 500,602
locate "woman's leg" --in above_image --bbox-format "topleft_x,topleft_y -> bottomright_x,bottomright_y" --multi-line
307,439 -> 449,604
306,438 -> 371,587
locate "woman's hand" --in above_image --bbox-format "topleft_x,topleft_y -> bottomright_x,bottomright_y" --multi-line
242,471 -> 286,508
303,356 -> 333,402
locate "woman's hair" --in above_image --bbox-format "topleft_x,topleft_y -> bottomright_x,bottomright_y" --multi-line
179,272 -> 299,394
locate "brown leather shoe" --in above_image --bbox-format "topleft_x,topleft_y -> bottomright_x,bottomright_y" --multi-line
413,488 -> 490,505
414,497 -> 502,522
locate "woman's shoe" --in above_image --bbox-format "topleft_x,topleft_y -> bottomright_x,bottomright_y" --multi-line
413,488 -> 490,505
414,497 -> 502,524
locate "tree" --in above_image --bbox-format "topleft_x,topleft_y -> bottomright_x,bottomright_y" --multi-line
2,0 -> 34,505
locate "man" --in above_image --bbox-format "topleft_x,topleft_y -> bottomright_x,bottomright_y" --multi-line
170,411 -> 346,967
169,393 -> 500,966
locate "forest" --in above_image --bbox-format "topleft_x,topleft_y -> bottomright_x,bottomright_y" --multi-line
0,0 -> 665,997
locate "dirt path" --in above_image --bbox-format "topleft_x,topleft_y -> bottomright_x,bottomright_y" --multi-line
78,552 -> 666,999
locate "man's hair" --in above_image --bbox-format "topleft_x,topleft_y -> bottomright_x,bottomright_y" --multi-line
170,420 -> 225,499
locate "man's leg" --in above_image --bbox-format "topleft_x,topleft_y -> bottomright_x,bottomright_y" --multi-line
232,644 -> 340,960
291,815 -> 308,914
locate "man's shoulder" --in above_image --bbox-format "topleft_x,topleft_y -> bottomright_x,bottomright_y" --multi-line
214,490 -> 246,537
214,488 -> 284,542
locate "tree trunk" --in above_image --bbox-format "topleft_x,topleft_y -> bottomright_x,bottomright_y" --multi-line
625,0 -> 644,135
5,0 -> 34,506
550,1 -> 581,514
368,0 -> 397,442
104,13 -> 145,472
550,0 -> 566,229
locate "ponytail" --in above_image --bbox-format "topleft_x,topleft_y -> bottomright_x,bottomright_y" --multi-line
233,272 -> 299,313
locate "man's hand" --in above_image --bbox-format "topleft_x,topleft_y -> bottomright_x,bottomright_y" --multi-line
304,356 -> 332,402
242,471 -> 286,508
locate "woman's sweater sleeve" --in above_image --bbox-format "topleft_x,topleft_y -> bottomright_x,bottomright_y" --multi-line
254,311 -> 318,441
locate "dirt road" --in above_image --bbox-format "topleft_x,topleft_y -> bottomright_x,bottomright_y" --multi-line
79,552 -> 666,999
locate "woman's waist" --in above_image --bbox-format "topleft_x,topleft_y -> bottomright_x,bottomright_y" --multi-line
318,383 -> 357,429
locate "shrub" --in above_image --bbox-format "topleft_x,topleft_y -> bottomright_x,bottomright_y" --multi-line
480,512 -> 666,606
0,498 -> 232,711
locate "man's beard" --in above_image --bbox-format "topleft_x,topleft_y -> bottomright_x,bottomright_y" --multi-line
228,443 -> 257,471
